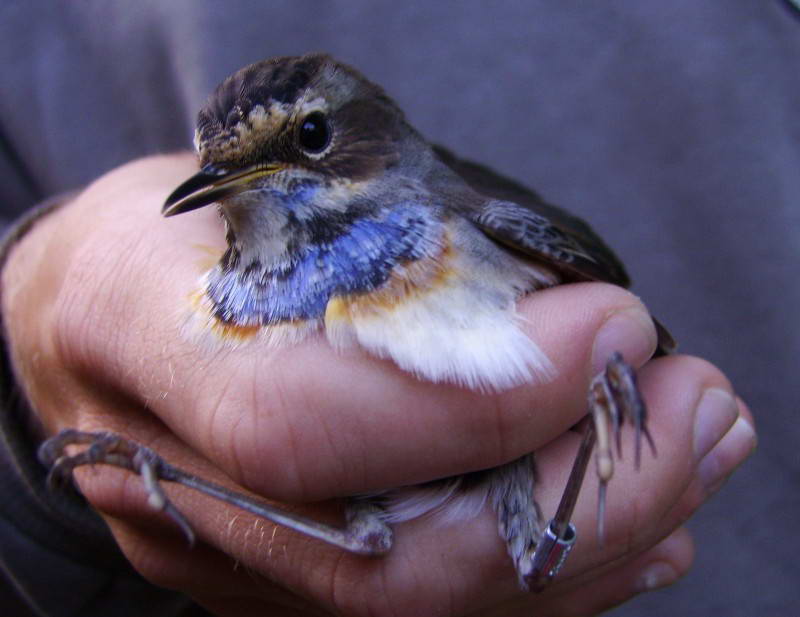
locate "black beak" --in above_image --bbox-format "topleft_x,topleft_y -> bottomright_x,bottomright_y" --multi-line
162,164 -> 283,217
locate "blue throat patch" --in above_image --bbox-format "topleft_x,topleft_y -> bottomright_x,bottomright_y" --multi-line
206,201 -> 442,325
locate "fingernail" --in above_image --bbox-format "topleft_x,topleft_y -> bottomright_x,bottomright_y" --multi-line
592,306 -> 657,375
636,561 -> 678,592
693,388 -> 739,460
698,415 -> 757,493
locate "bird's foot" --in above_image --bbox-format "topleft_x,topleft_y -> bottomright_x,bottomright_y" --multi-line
589,351 -> 655,541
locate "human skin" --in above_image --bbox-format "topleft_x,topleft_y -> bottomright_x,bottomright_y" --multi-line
2,154 -> 755,616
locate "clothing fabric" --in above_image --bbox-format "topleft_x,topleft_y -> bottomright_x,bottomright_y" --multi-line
0,1 -> 797,615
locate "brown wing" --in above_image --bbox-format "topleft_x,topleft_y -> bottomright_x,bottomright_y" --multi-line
433,144 -> 630,287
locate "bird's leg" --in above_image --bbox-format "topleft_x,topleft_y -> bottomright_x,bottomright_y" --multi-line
39,429 -> 393,555
523,426 -> 591,591
524,352 -> 654,591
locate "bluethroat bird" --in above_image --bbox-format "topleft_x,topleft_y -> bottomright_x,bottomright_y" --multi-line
41,53 -> 673,591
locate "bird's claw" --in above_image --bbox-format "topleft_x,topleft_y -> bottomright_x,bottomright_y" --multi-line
38,429 -> 196,544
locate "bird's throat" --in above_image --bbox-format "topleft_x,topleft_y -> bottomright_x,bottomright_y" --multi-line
206,201 -> 444,327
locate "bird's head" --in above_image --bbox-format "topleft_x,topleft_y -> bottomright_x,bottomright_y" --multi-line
163,53 -> 413,218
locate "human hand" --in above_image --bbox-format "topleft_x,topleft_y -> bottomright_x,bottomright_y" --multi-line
2,154 -> 755,616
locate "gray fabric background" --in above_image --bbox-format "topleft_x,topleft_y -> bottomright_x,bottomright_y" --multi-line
1,1 -> 797,615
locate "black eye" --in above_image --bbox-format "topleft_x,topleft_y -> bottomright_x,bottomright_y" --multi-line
298,112 -> 331,153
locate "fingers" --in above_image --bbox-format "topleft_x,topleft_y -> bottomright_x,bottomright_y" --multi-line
68,353 -> 753,616
36,154 -> 658,499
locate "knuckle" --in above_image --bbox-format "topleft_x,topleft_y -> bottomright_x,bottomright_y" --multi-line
190,359 -> 314,500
